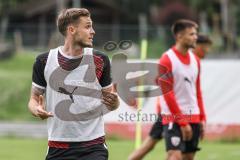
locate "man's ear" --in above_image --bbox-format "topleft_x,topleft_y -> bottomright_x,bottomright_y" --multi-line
176,32 -> 183,40
67,25 -> 75,35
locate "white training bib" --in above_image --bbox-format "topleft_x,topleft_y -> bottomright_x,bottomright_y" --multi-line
160,49 -> 200,116
44,47 -> 109,141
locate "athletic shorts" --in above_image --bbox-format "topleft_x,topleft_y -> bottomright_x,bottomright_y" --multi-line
46,143 -> 108,160
163,123 -> 201,153
149,116 -> 163,140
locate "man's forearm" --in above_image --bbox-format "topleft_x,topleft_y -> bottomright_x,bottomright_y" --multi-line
28,98 -> 39,117
28,85 -> 45,117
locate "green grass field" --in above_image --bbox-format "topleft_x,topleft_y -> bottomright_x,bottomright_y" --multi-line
0,137 -> 240,160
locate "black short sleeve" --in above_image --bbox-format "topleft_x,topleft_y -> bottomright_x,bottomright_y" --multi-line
93,50 -> 112,88
32,52 -> 49,88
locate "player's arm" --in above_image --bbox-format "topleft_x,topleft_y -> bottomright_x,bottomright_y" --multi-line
28,85 -> 53,119
195,55 -> 206,139
98,53 -> 119,111
195,56 -> 206,122
28,53 -> 53,119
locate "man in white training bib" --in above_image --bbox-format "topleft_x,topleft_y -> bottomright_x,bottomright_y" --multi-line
28,8 -> 119,160
158,19 -> 206,160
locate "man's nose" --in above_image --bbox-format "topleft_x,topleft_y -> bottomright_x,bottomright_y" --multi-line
91,28 -> 95,35
194,35 -> 198,40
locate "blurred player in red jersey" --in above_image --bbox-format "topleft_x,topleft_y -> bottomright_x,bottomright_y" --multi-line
193,34 -> 212,59
159,19 -> 206,160
128,32 -> 211,160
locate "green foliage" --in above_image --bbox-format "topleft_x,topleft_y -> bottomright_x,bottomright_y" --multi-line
147,37 -> 167,59
0,53 -> 36,121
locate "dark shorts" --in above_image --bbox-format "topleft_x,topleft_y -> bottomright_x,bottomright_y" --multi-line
163,123 -> 201,153
149,116 -> 163,140
46,143 -> 108,160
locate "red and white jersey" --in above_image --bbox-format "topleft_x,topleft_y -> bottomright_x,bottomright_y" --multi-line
158,46 -> 206,125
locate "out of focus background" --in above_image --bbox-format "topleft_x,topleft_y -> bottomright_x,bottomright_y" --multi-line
0,0 -> 240,160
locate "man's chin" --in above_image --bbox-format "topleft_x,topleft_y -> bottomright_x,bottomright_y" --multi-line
189,44 -> 196,49
81,42 -> 93,48
85,42 -> 93,47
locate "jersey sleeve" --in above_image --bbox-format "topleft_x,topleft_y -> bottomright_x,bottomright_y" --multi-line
93,50 -> 112,88
194,55 -> 206,122
32,53 -> 48,89
100,54 -> 112,88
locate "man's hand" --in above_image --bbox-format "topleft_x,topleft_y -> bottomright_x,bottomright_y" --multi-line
102,90 -> 119,111
180,124 -> 192,141
28,85 -> 53,120
200,121 -> 206,140
34,95 -> 53,120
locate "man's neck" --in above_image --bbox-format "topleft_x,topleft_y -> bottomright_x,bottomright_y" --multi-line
63,41 -> 84,57
175,43 -> 189,55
